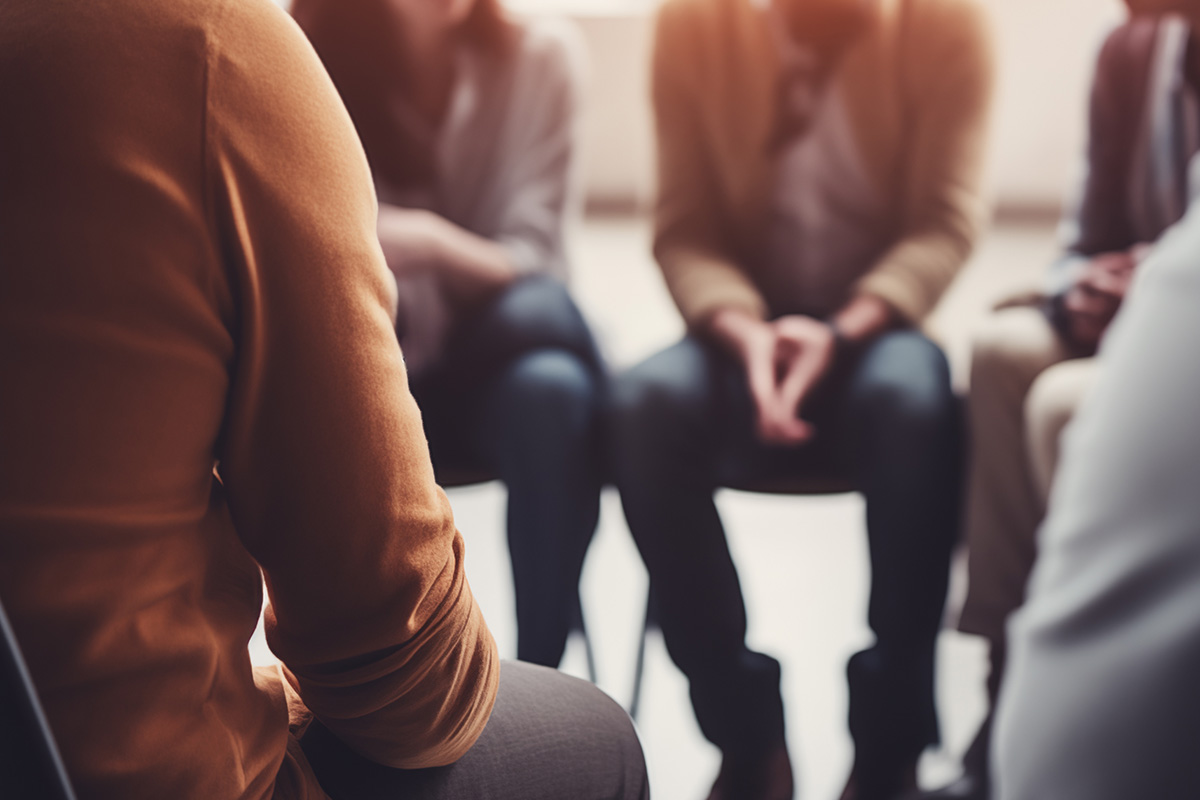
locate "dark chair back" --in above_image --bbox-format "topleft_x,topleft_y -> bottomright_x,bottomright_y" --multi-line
0,597 -> 77,800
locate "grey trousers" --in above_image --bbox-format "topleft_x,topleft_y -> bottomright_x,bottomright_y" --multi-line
300,661 -> 650,800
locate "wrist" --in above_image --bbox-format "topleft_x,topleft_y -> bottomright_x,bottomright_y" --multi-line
415,210 -> 449,265
709,307 -> 766,352
823,317 -> 854,360
832,294 -> 896,344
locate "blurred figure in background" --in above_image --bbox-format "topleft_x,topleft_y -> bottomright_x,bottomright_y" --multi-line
611,0 -> 994,798
992,103 -> 1200,800
0,0 -> 646,798
293,0 -> 605,669
929,8 -> 1200,798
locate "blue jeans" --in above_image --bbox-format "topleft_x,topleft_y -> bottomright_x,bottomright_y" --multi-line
410,276 -> 604,668
611,331 -> 963,795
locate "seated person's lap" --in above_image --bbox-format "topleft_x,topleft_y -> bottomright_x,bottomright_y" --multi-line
299,661 -> 649,800
613,328 -> 955,487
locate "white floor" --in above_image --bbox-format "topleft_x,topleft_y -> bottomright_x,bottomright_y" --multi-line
251,214 -> 1060,800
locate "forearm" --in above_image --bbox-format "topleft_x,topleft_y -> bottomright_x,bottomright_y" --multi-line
831,293 -> 899,344
706,306 -> 768,362
276,530 -> 499,769
378,203 -> 517,302
430,219 -> 518,300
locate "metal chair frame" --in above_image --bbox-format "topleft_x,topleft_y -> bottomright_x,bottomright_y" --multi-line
0,596 -> 77,800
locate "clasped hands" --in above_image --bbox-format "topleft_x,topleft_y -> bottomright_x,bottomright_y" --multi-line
711,309 -> 838,446
1059,244 -> 1149,349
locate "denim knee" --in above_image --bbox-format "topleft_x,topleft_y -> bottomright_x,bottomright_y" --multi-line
484,275 -> 599,367
848,331 -> 958,434
610,340 -> 713,442
499,348 -> 599,428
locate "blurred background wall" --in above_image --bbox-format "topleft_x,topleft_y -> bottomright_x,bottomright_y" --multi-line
507,0 -> 1128,216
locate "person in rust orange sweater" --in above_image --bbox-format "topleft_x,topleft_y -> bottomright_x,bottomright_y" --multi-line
0,0 -> 646,798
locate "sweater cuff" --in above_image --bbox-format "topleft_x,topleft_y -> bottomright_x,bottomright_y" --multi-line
856,268 -> 935,326
659,249 -> 770,328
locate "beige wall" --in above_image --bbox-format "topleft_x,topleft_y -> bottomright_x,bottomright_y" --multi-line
512,0 -> 1129,213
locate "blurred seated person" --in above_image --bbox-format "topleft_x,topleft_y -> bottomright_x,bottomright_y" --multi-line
993,86 -> 1200,800
0,0 -> 647,798
923,8 -> 1200,798
292,0 -> 604,669
609,0 -> 994,797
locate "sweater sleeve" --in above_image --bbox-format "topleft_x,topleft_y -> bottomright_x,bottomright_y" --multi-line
204,0 -> 497,769
651,0 -> 769,328
1049,20 -> 1156,296
856,0 -> 996,324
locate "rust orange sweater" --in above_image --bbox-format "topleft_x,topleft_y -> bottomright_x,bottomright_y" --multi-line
0,0 -> 499,798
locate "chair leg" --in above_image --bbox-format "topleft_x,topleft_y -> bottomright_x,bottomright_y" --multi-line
629,589 -> 656,721
570,596 -> 598,685
0,598 -> 77,800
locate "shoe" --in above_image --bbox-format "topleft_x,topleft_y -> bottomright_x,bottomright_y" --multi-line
837,761 -> 918,800
704,740 -> 794,800
897,773 -> 988,800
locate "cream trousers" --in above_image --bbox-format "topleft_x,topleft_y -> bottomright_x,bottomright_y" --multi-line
957,306 -> 1095,644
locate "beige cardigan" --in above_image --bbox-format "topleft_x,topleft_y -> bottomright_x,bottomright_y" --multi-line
652,0 -> 996,326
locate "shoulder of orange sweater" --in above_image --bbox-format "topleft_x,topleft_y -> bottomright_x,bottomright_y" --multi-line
202,0 -> 371,171
200,0 -> 383,281
205,0 -> 325,68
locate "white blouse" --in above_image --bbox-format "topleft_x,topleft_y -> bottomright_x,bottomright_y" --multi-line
384,18 -> 585,375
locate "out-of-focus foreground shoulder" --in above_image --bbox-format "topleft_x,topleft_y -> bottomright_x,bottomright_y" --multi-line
203,0 -> 376,226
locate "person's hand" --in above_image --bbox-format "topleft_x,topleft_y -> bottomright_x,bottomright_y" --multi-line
376,206 -> 447,276
1061,249 -> 1140,349
764,315 -> 836,443
709,309 -> 836,446
377,203 -> 516,302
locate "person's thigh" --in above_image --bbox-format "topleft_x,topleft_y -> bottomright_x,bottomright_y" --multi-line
832,328 -> 961,474
611,335 -> 820,489
299,661 -> 649,800
1024,357 -> 1096,505
831,329 -> 963,645
475,346 -> 602,475
414,274 -> 602,473
609,337 -> 797,753
970,305 -> 1072,406
448,273 -> 602,379
959,306 -> 1073,642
